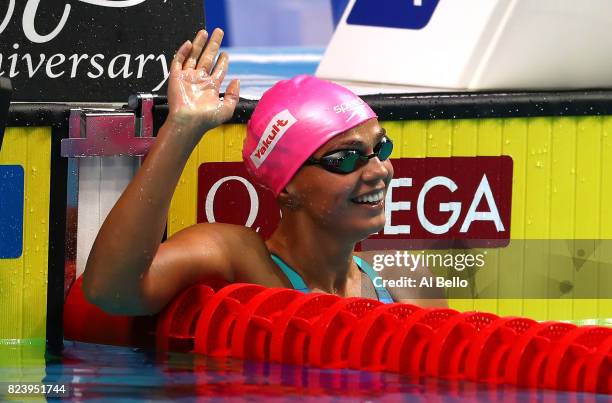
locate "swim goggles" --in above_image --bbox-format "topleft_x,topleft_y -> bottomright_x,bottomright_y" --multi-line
304,136 -> 393,174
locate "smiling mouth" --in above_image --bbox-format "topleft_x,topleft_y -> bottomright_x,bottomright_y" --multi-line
351,190 -> 385,204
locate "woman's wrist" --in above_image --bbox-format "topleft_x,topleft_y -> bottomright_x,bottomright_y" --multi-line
159,114 -> 212,150
164,113 -> 213,134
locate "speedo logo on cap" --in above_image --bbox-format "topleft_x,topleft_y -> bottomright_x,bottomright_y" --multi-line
333,99 -> 367,123
250,109 -> 297,169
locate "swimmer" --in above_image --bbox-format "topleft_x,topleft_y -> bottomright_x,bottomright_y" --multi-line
83,29 -> 446,315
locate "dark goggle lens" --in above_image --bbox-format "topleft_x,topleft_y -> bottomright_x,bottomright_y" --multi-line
337,153 -> 361,172
375,137 -> 393,161
322,137 -> 394,173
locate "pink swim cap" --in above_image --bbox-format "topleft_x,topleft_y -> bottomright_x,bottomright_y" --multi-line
243,75 -> 377,196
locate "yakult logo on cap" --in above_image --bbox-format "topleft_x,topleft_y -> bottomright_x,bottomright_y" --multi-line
250,109 -> 297,169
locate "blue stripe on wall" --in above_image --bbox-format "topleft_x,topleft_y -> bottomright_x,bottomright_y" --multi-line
0,165 -> 24,259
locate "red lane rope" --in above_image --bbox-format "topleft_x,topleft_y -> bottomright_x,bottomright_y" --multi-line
65,280 -> 612,394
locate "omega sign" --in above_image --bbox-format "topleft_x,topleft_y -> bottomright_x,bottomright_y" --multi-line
197,156 -> 513,248
0,0 -> 205,101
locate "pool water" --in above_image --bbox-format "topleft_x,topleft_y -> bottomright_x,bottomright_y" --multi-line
0,341 -> 609,402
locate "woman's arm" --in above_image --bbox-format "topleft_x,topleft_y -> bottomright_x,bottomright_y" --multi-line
82,29 -> 240,315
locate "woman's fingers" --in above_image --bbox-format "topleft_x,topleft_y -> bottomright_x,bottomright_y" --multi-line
219,79 -> 240,120
171,40 -> 192,73
172,28 -> 225,76
197,28 -> 224,72
225,79 -> 240,101
184,30 -> 208,70
211,52 -> 229,86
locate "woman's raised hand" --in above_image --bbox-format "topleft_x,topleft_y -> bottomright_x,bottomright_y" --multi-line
167,28 -> 240,134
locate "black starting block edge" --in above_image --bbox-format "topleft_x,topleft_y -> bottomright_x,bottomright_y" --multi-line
151,88 -> 612,131
8,89 -> 612,131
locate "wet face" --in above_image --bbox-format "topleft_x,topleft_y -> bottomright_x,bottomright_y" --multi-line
286,118 -> 394,240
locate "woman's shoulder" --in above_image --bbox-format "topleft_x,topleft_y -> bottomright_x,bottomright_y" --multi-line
185,222 -> 269,255
183,223 -> 286,285
162,223 -> 267,270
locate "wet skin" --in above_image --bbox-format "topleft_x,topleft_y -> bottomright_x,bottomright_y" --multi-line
82,29 -> 446,316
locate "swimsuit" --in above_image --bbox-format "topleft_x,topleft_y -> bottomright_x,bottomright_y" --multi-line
270,253 -> 394,304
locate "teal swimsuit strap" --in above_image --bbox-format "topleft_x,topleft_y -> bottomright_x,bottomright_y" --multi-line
351,255 -> 394,304
270,253 -> 394,304
270,254 -> 310,293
